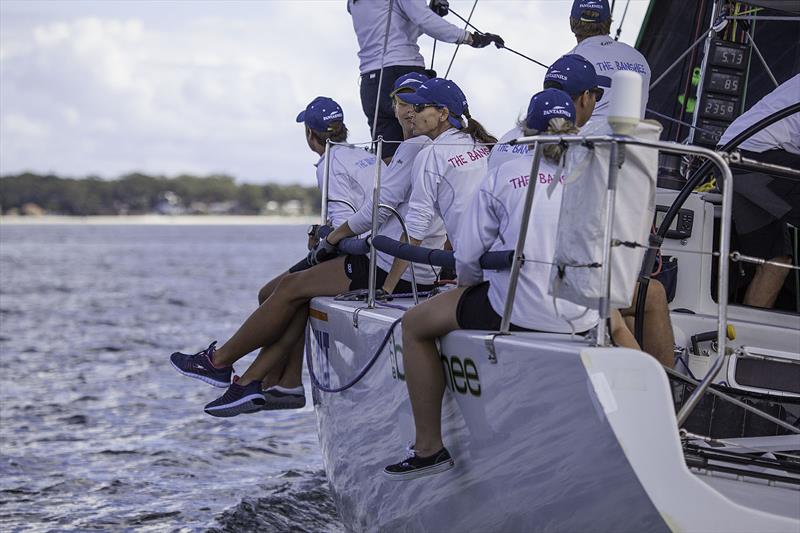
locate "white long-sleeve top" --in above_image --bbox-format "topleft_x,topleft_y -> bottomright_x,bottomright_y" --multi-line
719,74 -> 800,155
345,136 -> 446,285
315,144 -> 379,228
454,156 -> 598,332
348,0 -> 468,74
569,35 -> 651,119
487,125 -> 530,171
405,128 -> 490,248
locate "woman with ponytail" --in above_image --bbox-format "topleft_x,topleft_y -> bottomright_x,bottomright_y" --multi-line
381,78 -> 495,275
383,88 -> 635,480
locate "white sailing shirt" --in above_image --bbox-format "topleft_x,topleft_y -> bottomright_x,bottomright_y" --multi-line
718,74 -> 800,155
315,144 -> 378,228
488,125 -> 530,171
345,136 -> 446,285
348,0 -> 467,74
405,128 -> 490,249
455,156 -> 599,332
569,35 -> 651,119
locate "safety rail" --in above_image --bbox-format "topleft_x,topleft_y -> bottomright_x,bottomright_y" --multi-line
503,133 -> 734,427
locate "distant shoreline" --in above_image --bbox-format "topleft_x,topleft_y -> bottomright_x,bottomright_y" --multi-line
0,215 -> 318,225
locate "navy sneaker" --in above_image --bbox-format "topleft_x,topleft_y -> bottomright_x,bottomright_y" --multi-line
262,385 -> 306,411
170,341 -> 232,388
383,446 -> 454,480
204,380 -> 266,417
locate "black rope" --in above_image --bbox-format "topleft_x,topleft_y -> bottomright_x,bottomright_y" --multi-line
448,8 -> 549,69
306,316 -> 402,393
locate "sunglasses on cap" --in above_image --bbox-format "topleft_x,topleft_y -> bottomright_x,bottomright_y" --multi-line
412,103 -> 444,113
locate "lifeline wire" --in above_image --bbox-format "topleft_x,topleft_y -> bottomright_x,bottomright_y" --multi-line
445,0 -> 479,78
447,8 -> 550,69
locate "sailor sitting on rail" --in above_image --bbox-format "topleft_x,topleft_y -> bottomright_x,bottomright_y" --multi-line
384,89 -> 636,481
169,78 -> 442,417
387,77 -> 496,283
488,54 -> 602,171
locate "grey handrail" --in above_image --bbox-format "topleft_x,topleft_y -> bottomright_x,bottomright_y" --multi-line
506,133 -> 734,426
320,140 -> 332,225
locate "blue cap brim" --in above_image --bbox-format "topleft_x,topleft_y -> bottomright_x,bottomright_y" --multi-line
296,111 -> 306,123
398,91 -> 429,105
597,75 -> 612,88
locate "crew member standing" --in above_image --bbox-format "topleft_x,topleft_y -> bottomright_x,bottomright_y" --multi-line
567,0 -> 651,121
348,0 -> 503,160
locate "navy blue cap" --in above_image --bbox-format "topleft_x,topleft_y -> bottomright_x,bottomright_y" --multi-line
571,0 -> 611,23
399,78 -> 468,129
296,96 -> 344,132
545,54 -> 609,96
390,72 -> 430,96
526,89 -> 576,131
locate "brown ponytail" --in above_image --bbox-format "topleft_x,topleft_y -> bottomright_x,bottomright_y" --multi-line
460,108 -> 497,145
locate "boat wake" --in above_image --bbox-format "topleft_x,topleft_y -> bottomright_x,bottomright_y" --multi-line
209,469 -> 343,533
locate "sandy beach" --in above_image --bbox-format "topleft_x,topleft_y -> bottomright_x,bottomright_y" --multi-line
0,214 -> 318,225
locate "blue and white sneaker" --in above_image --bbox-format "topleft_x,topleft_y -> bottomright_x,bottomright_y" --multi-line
204,380 -> 266,417
262,385 -> 306,410
170,341 -> 232,388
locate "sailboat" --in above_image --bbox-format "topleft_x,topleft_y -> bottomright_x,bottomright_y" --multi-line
304,1 -> 800,530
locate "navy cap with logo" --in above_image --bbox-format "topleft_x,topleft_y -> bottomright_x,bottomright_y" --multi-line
526,88 -> 576,131
296,96 -> 344,132
399,78 -> 468,129
571,0 -> 611,23
545,54 -> 609,97
390,72 -> 430,97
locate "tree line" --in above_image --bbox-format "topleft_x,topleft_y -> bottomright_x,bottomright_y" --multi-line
0,173 -> 322,216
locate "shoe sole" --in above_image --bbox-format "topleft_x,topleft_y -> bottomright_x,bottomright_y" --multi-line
383,459 -> 455,481
204,394 -> 266,418
261,396 -> 306,411
170,359 -> 230,388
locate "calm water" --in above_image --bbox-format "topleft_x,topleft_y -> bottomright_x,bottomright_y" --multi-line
0,224 -> 343,532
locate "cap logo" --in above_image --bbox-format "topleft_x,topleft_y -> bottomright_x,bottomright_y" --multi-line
322,111 -> 343,121
543,105 -> 571,117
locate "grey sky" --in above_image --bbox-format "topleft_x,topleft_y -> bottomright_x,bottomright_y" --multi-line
0,0 -> 648,185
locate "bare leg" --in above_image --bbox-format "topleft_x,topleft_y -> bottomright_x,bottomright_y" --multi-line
213,257 -> 350,367
610,310 -> 640,350
743,256 -> 791,308
258,271 -> 289,305
277,331 -> 306,389
622,281 -> 675,368
402,287 -> 466,457
237,304 -> 309,386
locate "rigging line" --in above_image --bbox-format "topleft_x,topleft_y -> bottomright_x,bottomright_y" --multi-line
447,7 -> 549,69
613,0 -> 631,41
370,0 -> 395,145
431,39 -> 437,71
445,0 -> 479,79
743,27 -> 779,88
615,239 -> 800,271
649,30 -> 711,90
645,108 -> 721,136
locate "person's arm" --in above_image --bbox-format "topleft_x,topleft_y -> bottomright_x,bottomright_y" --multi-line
381,233 -> 414,294
397,0 -> 468,44
346,151 -> 410,236
454,171 -> 503,287
404,149 -> 438,243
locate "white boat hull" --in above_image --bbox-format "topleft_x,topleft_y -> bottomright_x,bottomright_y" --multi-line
307,297 -> 800,532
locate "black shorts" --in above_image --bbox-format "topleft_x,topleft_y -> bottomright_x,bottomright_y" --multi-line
456,281 -> 532,331
736,219 -> 793,261
344,254 -> 434,294
359,65 -> 427,159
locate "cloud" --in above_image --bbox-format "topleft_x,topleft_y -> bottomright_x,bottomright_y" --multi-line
0,1 -> 648,183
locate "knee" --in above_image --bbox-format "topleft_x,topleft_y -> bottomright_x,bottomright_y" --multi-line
645,280 -> 668,312
258,283 -> 272,305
